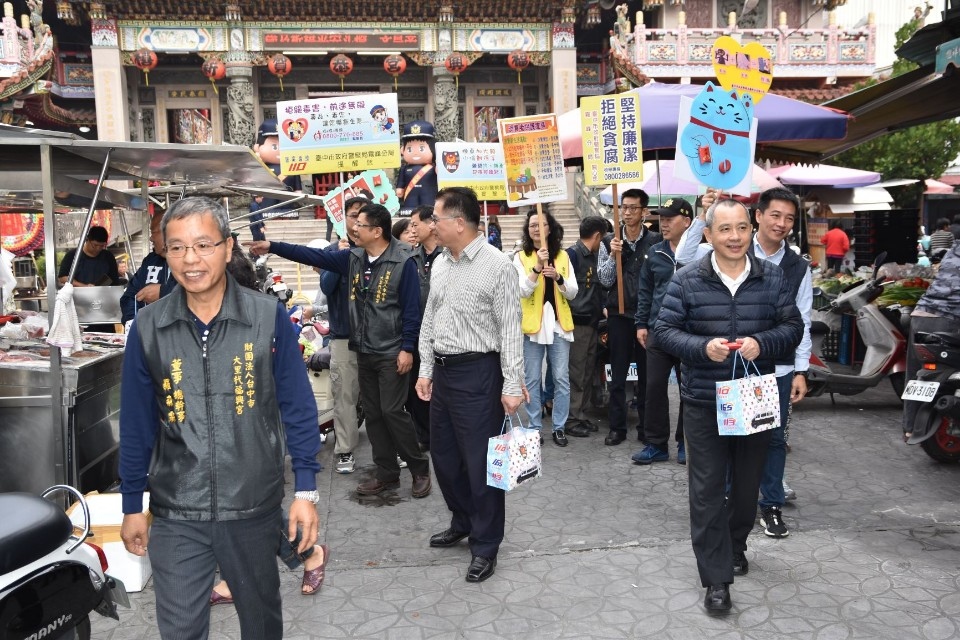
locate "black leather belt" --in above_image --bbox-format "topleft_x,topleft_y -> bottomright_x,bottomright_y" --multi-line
434,352 -> 490,366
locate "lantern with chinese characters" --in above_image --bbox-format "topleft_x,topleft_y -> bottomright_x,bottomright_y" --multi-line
133,48 -> 158,86
330,54 -> 353,90
444,53 -> 469,88
201,58 -> 226,94
507,50 -> 530,85
267,53 -> 292,91
383,54 -> 407,90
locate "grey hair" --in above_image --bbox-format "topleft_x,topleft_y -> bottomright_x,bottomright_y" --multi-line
704,197 -> 750,229
161,196 -> 230,241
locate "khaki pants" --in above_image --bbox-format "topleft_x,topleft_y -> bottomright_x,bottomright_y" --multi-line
329,338 -> 359,455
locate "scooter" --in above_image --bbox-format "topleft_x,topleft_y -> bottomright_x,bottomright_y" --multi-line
254,255 -> 293,304
807,254 -> 908,400
0,485 -> 129,639
905,331 -> 960,462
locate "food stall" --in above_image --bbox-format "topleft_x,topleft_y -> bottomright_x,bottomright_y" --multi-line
0,125 -> 287,496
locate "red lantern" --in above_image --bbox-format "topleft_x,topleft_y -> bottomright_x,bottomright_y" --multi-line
330,54 -> 353,91
383,54 -> 407,90
507,50 -> 530,85
444,53 -> 469,88
268,53 -> 292,91
201,58 -> 226,94
133,48 -> 158,86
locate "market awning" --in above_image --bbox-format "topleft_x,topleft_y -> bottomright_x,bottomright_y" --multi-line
764,64 -> 960,164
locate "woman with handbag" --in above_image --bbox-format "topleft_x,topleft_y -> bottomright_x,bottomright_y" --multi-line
513,210 -> 578,447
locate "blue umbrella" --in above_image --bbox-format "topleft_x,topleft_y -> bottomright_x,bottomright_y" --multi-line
560,82 -> 849,159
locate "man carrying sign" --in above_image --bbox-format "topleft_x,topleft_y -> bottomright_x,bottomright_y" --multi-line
597,188 -> 661,446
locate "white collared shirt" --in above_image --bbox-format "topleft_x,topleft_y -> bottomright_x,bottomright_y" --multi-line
711,252 -> 750,296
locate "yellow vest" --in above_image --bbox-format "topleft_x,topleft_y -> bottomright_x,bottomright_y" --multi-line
517,250 -> 575,335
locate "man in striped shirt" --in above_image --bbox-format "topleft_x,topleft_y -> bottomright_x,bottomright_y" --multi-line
416,187 -> 525,583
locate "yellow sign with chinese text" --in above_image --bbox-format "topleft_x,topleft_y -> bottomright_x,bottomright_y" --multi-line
580,94 -> 643,186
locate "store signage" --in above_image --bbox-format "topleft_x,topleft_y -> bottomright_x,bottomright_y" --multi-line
477,89 -> 512,97
262,31 -> 420,51
167,89 -> 207,98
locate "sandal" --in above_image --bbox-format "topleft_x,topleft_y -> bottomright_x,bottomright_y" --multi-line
209,589 -> 233,606
301,544 -> 330,595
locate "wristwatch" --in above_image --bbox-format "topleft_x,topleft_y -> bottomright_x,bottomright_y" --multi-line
794,370 -> 809,380
294,490 -> 320,504
556,274 -> 565,286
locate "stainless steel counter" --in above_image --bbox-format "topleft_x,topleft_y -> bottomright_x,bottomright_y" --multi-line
0,349 -> 124,495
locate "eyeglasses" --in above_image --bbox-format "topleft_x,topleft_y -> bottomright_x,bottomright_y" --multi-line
165,239 -> 227,258
430,215 -> 461,223
354,222 -> 378,228
621,205 -> 647,212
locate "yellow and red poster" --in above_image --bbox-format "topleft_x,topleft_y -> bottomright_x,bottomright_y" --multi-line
497,114 -> 567,208
276,93 -> 401,175
580,94 -> 644,186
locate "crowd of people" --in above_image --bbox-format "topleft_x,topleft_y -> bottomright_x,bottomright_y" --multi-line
120,181 -> 900,638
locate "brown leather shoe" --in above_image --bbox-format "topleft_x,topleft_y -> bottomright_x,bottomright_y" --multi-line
411,474 -> 432,498
356,478 -> 400,495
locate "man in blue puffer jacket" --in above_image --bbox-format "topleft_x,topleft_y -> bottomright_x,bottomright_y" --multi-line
654,198 -> 802,614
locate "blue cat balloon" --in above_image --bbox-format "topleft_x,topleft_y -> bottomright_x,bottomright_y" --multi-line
680,82 -> 753,191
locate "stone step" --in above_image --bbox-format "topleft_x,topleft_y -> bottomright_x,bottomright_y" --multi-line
497,205 -> 582,252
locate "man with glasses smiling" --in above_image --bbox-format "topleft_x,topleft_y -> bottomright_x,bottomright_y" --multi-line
119,197 -> 322,639
247,202 -> 432,501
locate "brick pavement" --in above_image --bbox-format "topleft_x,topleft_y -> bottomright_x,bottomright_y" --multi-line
91,383 -> 960,639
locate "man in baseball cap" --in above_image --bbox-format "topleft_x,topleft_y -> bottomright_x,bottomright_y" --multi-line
633,197 -> 696,466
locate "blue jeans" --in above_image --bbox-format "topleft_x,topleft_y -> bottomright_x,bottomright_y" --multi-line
522,336 -> 570,432
758,373 -> 792,509
542,358 -> 554,404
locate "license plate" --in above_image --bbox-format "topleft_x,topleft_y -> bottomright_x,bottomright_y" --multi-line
106,575 -> 131,608
901,380 -> 940,402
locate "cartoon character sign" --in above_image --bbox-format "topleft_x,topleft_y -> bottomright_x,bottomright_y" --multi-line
441,150 -> 460,172
395,120 -> 438,215
282,118 -> 308,142
370,104 -> 396,135
679,82 -> 753,191
250,119 -> 304,237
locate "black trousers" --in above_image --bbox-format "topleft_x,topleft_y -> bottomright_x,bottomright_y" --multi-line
430,353 -> 506,559
407,352 -> 431,448
684,402 -> 772,588
642,331 -> 684,448
607,314 -> 646,435
357,352 -> 430,480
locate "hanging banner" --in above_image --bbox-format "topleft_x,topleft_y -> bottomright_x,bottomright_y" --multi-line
321,170 -> 399,239
277,93 -> 400,175
580,93 -> 643,186
435,142 -> 507,201
497,114 -> 566,208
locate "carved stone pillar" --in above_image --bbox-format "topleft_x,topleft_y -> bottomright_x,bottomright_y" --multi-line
433,69 -> 458,143
225,49 -> 255,146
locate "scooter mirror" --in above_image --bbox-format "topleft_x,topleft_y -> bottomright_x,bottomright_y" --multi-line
872,252 -> 888,278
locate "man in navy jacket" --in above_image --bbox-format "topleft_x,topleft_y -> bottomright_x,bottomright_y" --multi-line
654,198 -> 802,613
121,213 -> 175,323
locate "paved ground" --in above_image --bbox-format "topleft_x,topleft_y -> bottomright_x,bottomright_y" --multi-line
90,382 -> 960,639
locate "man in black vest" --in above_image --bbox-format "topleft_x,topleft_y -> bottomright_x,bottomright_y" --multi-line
247,203 -> 432,500
597,188 -> 662,445
750,188 -> 811,539
407,205 -> 441,450
564,216 -> 609,437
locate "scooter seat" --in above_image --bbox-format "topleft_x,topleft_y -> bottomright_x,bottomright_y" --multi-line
0,493 -> 74,575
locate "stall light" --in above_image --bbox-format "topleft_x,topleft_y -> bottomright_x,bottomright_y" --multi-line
79,126 -> 91,133
282,50 -> 327,56
24,120 -> 34,126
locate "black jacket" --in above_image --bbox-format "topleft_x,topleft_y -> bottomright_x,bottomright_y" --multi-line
602,226 -> 661,316
634,239 -> 681,330
653,252 -> 803,406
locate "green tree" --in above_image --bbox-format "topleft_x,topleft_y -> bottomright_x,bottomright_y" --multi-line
832,13 -> 960,208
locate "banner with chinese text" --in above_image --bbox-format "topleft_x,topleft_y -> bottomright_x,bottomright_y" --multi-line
436,143 -> 507,201
580,94 -> 643,186
497,114 -> 567,208
277,93 -> 400,175
321,170 -> 399,239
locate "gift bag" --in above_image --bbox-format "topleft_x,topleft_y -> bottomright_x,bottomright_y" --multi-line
715,351 -> 780,436
486,414 -> 542,491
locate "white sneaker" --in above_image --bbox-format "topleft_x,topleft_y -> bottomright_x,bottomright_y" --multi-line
398,455 -> 408,469
783,479 -> 797,502
336,452 -> 355,474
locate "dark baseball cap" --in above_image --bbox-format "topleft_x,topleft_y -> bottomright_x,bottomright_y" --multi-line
653,198 -> 693,219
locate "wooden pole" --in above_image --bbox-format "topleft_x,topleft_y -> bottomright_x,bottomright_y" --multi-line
536,202 -> 547,265
611,183 -> 625,315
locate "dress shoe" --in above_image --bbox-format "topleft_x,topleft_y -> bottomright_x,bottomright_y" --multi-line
552,430 -> 569,447
565,422 -> 591,438
604,430 -> 626,446
580,418 -> 599,432
429,528 -> 469,547
465,555 -> 497,582
703,584 -> 731,612
411,474 -> 432,498
733,551 -> 749,576
356,477 -> 400,496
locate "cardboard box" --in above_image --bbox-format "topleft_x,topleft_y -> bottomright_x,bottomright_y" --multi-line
68,492 -> 152,592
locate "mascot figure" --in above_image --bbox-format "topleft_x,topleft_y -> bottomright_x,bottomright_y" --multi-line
250,119 -> 303,239
395,120 -> 438,216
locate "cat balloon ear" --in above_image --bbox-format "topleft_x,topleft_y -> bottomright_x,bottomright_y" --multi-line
705,81 -> 715,91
